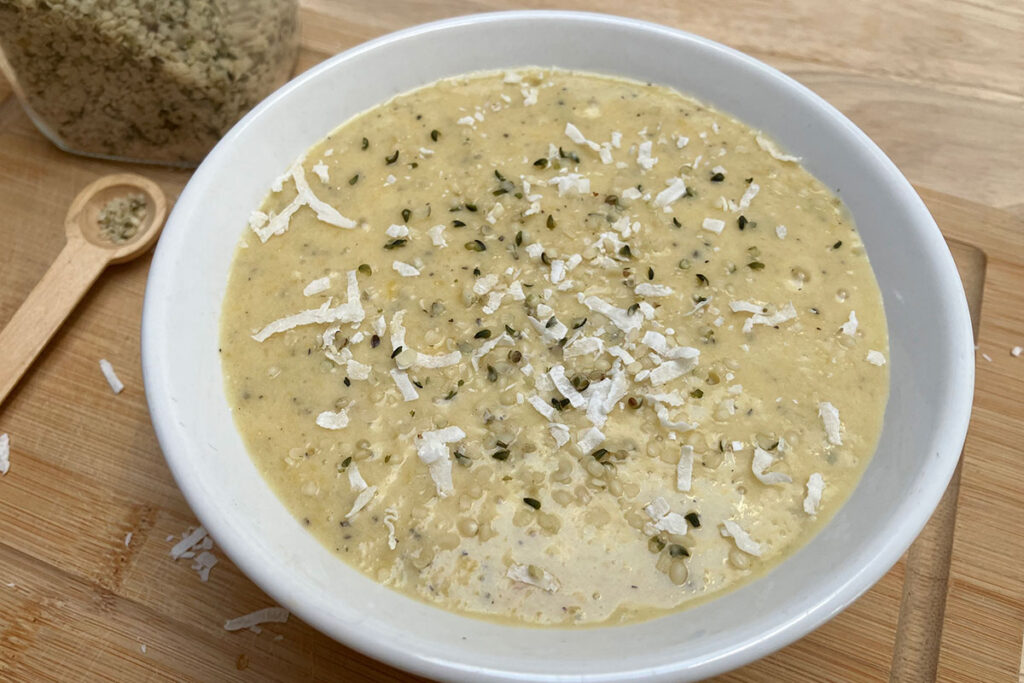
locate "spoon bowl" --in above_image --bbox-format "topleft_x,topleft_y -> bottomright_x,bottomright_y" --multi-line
68,173 -> 167,262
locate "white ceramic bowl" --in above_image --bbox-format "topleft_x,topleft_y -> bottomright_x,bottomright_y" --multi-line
142,11 -> 974,681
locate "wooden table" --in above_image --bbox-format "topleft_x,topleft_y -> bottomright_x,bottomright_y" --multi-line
1,2 -> 1022,681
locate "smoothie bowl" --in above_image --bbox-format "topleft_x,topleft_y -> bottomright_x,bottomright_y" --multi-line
142,11 -> 973,681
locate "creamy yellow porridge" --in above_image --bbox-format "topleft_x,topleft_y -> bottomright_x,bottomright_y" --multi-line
220,68 -> 889,626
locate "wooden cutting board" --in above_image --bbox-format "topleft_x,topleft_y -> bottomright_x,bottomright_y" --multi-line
1,9 -> 1022,683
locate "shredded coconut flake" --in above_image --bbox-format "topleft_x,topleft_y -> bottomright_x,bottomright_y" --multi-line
253,271 -> 363,341
606,345 -> 636,365
677,445 -> 694,492
728,183 -> 760,212
471,332 -> 513,371
383,508 -> 399,549
303,276 -> 330,296
224,607 -> 290,632
315,409 -> 349,430
652,401 -> 695,431
841,310 -> 859,336
292,160 -> 356,229
389,310 -> 406,351
818,401 -> 843,445
348,463 -> 368,492
392,261 -> 420,277
529,315 -> 567,344
0,432 -> 9,475
346,486 -> 377,518
548,173 -> 590,196
648,360 -> 695,386
647,390 -> 687,407
756,134 -> 801,162
385,224 -> 409,238
427,224 -> 447,247
577,427 -> 605,454
372,315 -> 386,337
742,302 -> 797,334
644,497 -> 688,535
528,394 -> 557,421
414,351 -> 461,369
549,365 -> 586,408
99,359 -> 124,394
311,162 -> 329,183
507,563 -> 560,592
548,423 -> 570,447
347,358 -> 372,379
485,202 -> 505,225
866,350 -> 887,366
191,550 -> 218,582
564,336 -> 604,359
729,300 -> 767,315
636,140 -> 658,170
482,290 -> 506,315
248,210 -> 269,232
564,122 -> 614,164
1011,345 -> 1022,357
584,365 -> 628,428
390,369 -> 419,401
721,520 -> 762,556
635,283 -> 674,297
752,447 -> 792,485
583,295 -> 642,334
252,158 -> 360,242
169,526 -> 207,560
804,473 -> 825,514
549,259 -> 566,284
702,217 -> 725,234
641,331 -> 700,363
653,177 -> 688,208
473,273 -> 499,296
775,224 -> 787,239
415,427 -> 466,498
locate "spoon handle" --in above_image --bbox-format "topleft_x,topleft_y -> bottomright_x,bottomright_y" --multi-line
0,236 -> 111,406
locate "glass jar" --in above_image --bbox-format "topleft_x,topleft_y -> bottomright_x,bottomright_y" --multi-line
0,0 -> 299,166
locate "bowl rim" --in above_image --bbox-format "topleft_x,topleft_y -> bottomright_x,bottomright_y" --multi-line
142,9 -> 975,681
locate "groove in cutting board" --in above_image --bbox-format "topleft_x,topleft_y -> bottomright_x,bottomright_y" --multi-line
890,239 -> 985,682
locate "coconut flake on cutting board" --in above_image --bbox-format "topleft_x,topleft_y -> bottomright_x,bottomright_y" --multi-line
99,359 -> 124,394
223,606 -> 290,632
0,433 -> 9,475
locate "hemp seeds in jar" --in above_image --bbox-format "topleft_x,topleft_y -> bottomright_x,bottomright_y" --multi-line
0,0 -> 299,165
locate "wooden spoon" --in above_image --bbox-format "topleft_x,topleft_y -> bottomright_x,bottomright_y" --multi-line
0,173 -> 168,406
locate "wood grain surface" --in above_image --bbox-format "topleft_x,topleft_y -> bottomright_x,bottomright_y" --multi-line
1,2 -> 1022,681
